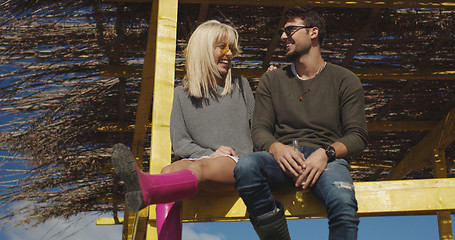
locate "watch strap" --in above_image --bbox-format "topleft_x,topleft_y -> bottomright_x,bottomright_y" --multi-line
322,144 -> 336,162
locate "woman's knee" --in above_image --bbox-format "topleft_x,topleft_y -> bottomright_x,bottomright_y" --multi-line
160,160 -> 202,176
160,164 -> 174,174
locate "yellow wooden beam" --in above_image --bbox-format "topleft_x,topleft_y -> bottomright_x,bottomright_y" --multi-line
433,149 -> 454,240
122,208 -> 135,240
143,0 -> 179,240
355,69 -> 455,81
367,121 -> 437,131
261,7 -> 289,69
101,65 -> 455,81
437,210 -> 454,240
341,8 -> 381,67
120,0 -> 162,238
385,107 -> 455,180
98,120 -> 438,133
434,149 -> 448,178
97,217 -> 124,225
121,0 -> 178,238
175,178 -> 455,221
100,65 -> 142,78
98,178 -> 455,225
111,0 -> 455,8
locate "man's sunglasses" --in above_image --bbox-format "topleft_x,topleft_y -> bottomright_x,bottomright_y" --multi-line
278,25 -> 314,37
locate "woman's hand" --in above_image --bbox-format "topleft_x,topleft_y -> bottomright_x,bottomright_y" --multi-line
209,146 -> 238,158
266,65 -> 277,72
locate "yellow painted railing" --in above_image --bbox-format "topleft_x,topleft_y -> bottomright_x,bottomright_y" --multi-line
98,178 -> 455,225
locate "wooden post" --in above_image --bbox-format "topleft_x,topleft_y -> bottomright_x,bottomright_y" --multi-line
145,0 -> 178,239
433,149 -> 453,240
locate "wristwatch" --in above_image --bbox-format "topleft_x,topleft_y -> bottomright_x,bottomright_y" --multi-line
322,145 -> 336,162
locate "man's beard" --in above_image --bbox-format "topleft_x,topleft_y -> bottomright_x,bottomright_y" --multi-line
285,46 -> 309,61
285,50 -> 299,61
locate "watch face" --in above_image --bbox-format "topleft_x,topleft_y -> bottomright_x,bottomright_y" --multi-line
326,146 -> 336,161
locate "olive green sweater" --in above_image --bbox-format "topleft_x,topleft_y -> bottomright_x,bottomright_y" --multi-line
252,62 -> 368,157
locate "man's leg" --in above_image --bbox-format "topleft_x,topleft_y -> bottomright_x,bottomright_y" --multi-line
234,151 -> 293,240
312,158 -> 359,240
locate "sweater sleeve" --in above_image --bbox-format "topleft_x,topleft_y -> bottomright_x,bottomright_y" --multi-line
337,72 -> 369,156
251,73 -> 278,151
170,88 -> 214,158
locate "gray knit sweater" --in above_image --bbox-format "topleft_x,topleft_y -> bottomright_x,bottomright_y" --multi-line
170,77 -> 254,159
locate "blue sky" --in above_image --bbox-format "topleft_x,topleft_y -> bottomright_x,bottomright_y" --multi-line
0,211 -> 453,239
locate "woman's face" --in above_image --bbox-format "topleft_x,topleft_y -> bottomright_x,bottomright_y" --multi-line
214,35 -> 233,81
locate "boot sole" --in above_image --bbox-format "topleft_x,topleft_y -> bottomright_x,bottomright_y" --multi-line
112,143 -> 145,212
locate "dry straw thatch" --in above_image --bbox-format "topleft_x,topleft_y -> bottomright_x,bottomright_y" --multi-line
0,0 -> 454,226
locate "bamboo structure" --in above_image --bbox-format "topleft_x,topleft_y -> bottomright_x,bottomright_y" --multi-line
0,0 -> 454,239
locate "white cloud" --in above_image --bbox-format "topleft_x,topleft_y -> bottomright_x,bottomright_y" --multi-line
0,201 -> 226,240
183,224 -> 226,240
0,210 -> 122,240
1,214 -> 229,240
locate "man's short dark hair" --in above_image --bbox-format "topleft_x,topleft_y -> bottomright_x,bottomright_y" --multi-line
284,7 -> 326,44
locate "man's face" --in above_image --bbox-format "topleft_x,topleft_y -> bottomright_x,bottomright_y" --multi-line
280,18 -> 313,60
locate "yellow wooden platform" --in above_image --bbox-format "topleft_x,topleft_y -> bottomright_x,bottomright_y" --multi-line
98,178 -> 455,224
98,0 -> 455,239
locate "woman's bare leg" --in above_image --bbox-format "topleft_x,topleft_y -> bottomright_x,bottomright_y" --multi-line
161,156 -> 236,192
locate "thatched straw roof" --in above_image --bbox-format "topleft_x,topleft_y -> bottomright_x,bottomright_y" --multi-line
0,0 -> 454,226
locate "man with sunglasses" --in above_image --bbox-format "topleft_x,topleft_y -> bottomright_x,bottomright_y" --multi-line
234,7 -> 368,240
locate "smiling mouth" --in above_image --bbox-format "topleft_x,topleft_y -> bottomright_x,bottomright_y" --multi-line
285,39 -> 295,51
286,43 -> 292,51
219,60 -> 230,66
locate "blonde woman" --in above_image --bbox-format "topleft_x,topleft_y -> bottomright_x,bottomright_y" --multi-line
112,20 -> 254,240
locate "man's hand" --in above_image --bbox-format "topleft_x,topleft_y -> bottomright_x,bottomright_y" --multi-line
295,148 -> 327,189
209,146 -> 238,158
269,142 -> 306,178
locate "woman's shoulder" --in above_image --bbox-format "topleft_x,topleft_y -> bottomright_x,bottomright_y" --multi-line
173,86 -> 193,104
173,85 -> 186,96
235,76 -> 249,86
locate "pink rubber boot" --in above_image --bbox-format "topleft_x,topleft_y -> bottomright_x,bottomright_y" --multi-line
156,202 -> 182,240
112,143 -> 198,212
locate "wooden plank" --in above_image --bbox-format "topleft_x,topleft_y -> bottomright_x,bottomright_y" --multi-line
433,149 -> 453,240
437,210 -> 453,240
110,0 -> 455,9
367,121 -> 437,131
385,107 -> 455,180
341,8 -> 381,67
144,0 -> 179,239
98,178 -> 455,224
180,178 -> 455,221
100,65 -> 455,80
120,1 -> 162,239
261,7 -> 288,69
98,120 -> 437,133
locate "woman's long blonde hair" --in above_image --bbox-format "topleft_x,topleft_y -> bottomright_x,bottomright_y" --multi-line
183,20 -> 240,99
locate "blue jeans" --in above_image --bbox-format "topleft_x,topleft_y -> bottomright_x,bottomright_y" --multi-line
234,148 -> 359,240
